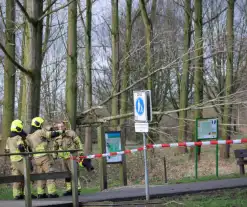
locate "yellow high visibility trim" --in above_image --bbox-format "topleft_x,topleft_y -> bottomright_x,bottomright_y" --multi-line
33,143 -> 47,157
47,183 -> 56,194
10,149 -> 23,162
66,182 -> 72,191
37,187 -> 45,195
13,188 -> 23,197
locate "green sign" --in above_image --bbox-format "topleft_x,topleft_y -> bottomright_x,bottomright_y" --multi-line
195,118 -> 219,179
105,131 -> 122,163
197,118 -> 218,139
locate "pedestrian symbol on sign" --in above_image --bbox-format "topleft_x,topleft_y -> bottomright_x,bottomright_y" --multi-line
136,97 -> 144,115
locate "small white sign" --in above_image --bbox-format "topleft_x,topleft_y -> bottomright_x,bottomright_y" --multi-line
133,91 -> 147,122
135,122 -> 149,132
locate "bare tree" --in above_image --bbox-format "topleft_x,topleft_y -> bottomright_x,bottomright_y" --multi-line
1,0 -> 16,151
178,0 -> 191,153
120,0 -> 132,127
66,0 -> 78,130
111,0 -> 120,127
84,0 -> 93,154
221,0 -> 235,159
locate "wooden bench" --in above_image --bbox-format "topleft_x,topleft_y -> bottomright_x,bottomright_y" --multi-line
234,149 -> 247,175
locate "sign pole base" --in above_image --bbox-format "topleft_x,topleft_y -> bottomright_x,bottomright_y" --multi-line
143,132 -> 150,200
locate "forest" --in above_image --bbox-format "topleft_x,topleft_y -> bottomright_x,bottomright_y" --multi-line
0,0 -> 245,159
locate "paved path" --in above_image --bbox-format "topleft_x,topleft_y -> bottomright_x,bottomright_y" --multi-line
1,177 -> 247,207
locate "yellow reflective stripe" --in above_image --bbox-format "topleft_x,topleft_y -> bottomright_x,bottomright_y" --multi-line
17,140 -> 24,146
78,179 -> 81,190
13,188 -> 23,197
58,152 -> 70,159
10,149 -> 23,162
47,183 -> 56,194
45,131 -> 51,139
66,182 -> 72,191
37,187 -> 45,195
74,136 -> 84,152
33,143 -> 47,157
10,155 -> 23,162
35,143 -> 46,151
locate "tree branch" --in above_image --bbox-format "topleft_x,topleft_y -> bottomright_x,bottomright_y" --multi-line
38,0 -> 77,22
0,42 -> 32,76
15,0 -> 36,24
77,99 -> 247,125
42,0 -> 58,15
0,3 -> 6,28
79,48 -> 195,116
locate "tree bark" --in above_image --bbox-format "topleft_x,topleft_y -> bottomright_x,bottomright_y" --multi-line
193,0 -> 204,158
18,0 -> 28,125
221,0 -> 235,159
66,0 -> 77,130
1,0 -> 16,152
178,0 -> 191,153
21,0 -> 43,130
120,0 -> 132,127
84,0 -> 93,154
111,0 -> 119,127
139,0 -> 152,90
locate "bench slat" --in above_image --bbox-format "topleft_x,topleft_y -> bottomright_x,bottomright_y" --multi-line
0,172 -> 71,184
237,160 -> 247,165
234,149 -> 247,158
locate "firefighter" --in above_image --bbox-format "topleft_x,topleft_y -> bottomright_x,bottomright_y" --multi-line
26,117 -> 64,199
53,121 -> 93,196
5,119 -> 37,200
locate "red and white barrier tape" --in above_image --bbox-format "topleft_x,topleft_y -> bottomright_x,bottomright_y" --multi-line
71,138 -> 247,162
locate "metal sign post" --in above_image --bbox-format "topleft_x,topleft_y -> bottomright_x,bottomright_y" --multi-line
133,90 -> 152,201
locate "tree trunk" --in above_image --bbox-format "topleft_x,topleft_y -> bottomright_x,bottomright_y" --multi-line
18,73 -> 24,119
221,0 -> 235,159
21,0 -> 43,130
66,0 -> 77,130
178,0 -> 191,154
111,0 -> 119,128
42,0 -> 51,61
84,0 -> 93,154
1,0 -> 16,152
139,0 -> 152,90
139,0 -> 156,145
120,0 -> 132,128
19,0 -> 29,126
193,0 -> 203,158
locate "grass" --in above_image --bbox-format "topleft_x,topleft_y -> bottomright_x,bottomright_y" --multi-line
89,188 -> 247,206
160,188 -> 247,207
0,184 -> 99,200
168,173 -> 242,184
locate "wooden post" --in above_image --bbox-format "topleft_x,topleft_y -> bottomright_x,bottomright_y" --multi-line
119,126 -> 127,186
163,156 -> 168,183
239,158 -> 245,175
23,155 -> 32,207
71,152 -> 79,207
97,125 -> 107,190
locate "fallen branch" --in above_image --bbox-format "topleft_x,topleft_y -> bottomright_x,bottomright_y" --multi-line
77,100 -> 247,125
